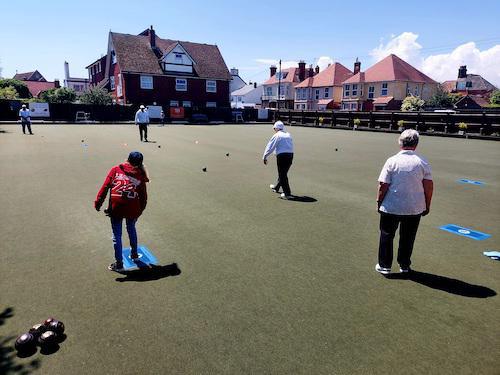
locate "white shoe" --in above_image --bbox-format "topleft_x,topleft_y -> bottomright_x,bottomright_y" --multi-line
280,193 -> 292,200
270,184 -> 279,193
375,263 -> 391,275
399,266 -> 412,273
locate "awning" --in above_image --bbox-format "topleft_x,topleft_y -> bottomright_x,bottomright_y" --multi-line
373,96 -> 394,105
317,99 -> 334,105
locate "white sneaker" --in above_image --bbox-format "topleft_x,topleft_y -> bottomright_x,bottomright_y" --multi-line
280,193 -> 292,200
399,266 -> 411,273
270,184 -> 280,193
375,263 -> 391,275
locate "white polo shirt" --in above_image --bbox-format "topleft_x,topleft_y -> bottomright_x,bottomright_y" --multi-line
378,150 -> 432,215
262,131 -> 294,160
135,109 -> 149,124
19,108 -> 31,119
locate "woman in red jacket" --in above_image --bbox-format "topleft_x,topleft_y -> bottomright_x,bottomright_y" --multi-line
95,151 -> 149,271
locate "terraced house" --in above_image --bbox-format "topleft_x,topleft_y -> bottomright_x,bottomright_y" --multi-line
341,54 -> 438,111
87,26 -> 231,108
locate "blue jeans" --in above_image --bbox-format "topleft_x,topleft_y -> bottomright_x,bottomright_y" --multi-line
111,217 -> 138,263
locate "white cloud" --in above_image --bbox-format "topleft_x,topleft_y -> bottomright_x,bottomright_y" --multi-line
255,58 -> 298,69
370,32 -> 500,87
315,56 -> 334,71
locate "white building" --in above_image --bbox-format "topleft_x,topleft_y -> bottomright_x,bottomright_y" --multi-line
63,61 -> 89,95
231,83 -> 263,108
229,68 -> 246,93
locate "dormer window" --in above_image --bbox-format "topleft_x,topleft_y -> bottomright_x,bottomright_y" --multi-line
161,43 -> 194,74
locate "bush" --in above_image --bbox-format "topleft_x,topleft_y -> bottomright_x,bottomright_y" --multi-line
0,85 -> 18,99
39,87 -> 76,103
80,87 -> 113,105
427,87 -> 460,108
397,119 -> 405,128
0,79 -> 31,98
458,122 -> 468,130
490,90 -> 500,105
353,118 -> 361,126
401,95 -> 425,112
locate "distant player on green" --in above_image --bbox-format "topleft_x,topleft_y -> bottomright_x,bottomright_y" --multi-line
135,105 -> 150,142
18,104 -> 33,135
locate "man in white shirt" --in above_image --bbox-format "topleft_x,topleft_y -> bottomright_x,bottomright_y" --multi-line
262,121 -> 294,200
18,104 -> 33,135
135,105 -> 150,142
375,129 -> 433,275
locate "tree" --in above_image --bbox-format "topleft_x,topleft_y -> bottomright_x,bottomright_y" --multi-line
401,95 -> 425,112
0,85 -> 18,99
39,87 -> 76,103
0,79 -> 31,98
427,87 -> 461,108
490,90 -> 500,105
80,86 -> 113,105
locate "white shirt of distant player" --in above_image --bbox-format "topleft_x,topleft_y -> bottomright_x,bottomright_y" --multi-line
378,150 -> 432,215
262,130 -> 294,160
19,108 -> 31,119
135,109 -> 150,124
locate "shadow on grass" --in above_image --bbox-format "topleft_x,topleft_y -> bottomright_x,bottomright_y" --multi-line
0,129 -> 9,134
0,307 -> 42,375
115,263 -> 181,282
289,195 -> 317,203
388,271 -> 496,298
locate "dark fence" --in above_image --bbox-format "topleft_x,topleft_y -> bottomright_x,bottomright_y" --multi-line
273,109 -> 500,136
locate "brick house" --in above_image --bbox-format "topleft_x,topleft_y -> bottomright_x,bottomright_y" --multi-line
86,26 -> 231,109
442,65 -> 497,97
294,62 -> 353,110
261,62 -> 315,109
341,54 -> 438,111
13,70 -> 59,97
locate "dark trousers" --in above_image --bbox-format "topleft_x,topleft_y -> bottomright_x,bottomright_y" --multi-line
378,212 -> 421,269
21,119 -> 33,134
139,123 -> 148,141
275,153 -> 293,196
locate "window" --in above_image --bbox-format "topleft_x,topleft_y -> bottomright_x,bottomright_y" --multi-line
457,81 -> 466,90
176,78 -> 187,91
206,80 -> 217,93
344,84 -> 350,97
302,104 -> 306,110
110,76 -> 115,90
351,103 -> 357,110
302,89 -> 307,100
237,96 -> 242,102
315,89 -> 320,100
170,100 -> 179,107
111,51 -> 117,64
466,81 -> 472,88
97,62 -> 101,73
140,75 -> 153,90
324,88 -> 330,98
175,53 -> 183,62
266,87 -> 272,96
414,86 -> 419,96
352,84 -> 358,96
368,86 -> 375,99
381,82 -> 388,96
182,101 -> 191,107
206,102 -> 217,108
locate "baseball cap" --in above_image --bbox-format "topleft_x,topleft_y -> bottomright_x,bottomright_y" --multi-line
22,104 -> 27,108
139,105 -> 145,109
273,121 -> 284,130
128,151 -> 144,166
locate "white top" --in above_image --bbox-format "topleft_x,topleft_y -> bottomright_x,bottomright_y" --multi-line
135,109 -> 149,124
19,108 -> 31,118
378,150 -> 432,215
263,130 -> 294,160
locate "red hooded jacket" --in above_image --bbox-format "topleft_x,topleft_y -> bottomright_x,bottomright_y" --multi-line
95,163 -> 149,219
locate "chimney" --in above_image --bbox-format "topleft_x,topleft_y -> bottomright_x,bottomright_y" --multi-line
458,65 -> 467,78
54,79 -> 60,88
354,57 -> 361,74
149,25 -> 156,48
230,68 -> 239,76
254,82 -> 257,88
308,64 -> 314,78
270,65 -> 277,77
298,60 -> 306,81
64,61 -> 70,80
315,65 -> 320,74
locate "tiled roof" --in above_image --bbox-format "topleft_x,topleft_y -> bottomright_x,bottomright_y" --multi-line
343,54 -> 436,84
457,74 -> 497,91
441,80 -> 457,92
296,63 -> 353,88
231,84 -> 259,96
373,96 -> 394,104
317,99 -> 334,105
456,95 -> 490,107
263,67 -> 301,85
25,81 -> 56,97
14,71 -> 36,80
111,31 -> 231,80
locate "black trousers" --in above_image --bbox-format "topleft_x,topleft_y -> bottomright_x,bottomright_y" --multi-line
378,212 -> 421,269
139,123 -> 148,141
21,119 -> 33,134
275,153 -> 293,196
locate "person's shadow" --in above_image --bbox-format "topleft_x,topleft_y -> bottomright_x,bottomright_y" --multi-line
388,271 -> 496,298
115,263 -> 181,282
288,195 -> 317,203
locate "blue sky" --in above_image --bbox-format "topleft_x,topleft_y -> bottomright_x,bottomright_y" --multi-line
1,0 -> 499,86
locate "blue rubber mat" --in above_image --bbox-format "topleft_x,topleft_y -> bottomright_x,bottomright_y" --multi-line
122,245 -> 159,271
439,224 -> 491,241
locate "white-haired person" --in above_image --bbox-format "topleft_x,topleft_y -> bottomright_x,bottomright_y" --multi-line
262,120 -> 294,200
375,129 -> 433,275
135,105 -> 150,142
18,104 -> 33,135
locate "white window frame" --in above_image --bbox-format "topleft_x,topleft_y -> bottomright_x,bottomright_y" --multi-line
176,78 -> 187,91
266,87 -> 272,96
352,84 -> 358,96
206,102 -> 217,108
206,80 -> 217,93
110,76 -> 115,90
344,84 -> 350,97
324,87 -> 330,98
315,89 -> 320,100
182,101 -> 191,107
111,51 -> 117,64
368,86 -> 375,99
170,100 -> 179,107
381,82 -> 388,96
140,75 -> 153,90
351,103 -> 357,110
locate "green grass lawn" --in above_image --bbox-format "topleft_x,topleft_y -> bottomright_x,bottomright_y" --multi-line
1,124 -> 499,375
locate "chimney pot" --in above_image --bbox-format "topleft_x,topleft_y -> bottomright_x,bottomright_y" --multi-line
458,65 -> 467,79
315,65 -> 320,74
54,79 -> 60,88
270,65 -> 277,77
150,26 -> 156,48
298,61 -> 306,81
354,58 -> 361,74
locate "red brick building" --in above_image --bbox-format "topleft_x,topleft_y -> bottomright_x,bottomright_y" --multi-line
13,70 -> 59,97
87,26 -> 231,109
